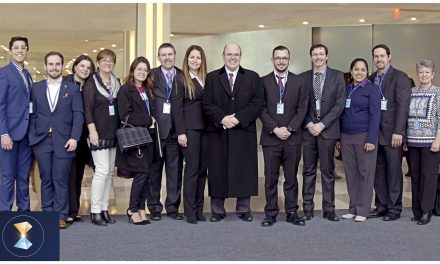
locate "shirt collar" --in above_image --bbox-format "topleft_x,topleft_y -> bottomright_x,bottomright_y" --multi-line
313,65 -> 327,76
47,77 -> 62,86
377,64 -> 391,77
225,66 -> 238,76
10,61 -> 25,72
273,70 -> 288,79
161,67 -> 176,77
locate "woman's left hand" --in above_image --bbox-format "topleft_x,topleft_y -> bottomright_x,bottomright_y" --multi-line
430,140 -> 440,152
364,143 -> 375,152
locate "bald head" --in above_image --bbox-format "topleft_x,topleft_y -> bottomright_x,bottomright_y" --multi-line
223,42 -> 241,71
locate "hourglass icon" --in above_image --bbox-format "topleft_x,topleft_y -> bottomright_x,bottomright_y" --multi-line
13,222 -> 33,250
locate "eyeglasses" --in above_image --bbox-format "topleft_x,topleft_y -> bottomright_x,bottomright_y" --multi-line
11,45 -> 28,51
100,59 -> 114,64
273,57 -> 289,62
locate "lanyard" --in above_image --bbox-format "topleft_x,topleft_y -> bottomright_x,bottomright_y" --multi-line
137,87 -> 151,115
348,79 -> 368,98
107,86 -> 114,104
46,80 -> 61,112
163,69 -> 175,102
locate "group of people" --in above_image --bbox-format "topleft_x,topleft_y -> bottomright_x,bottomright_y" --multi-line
0,36 -> 439,230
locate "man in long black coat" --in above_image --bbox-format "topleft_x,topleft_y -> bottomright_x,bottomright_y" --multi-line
203,42 -> 264,222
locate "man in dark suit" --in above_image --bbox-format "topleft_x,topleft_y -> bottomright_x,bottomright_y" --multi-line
260,46 -> 308,227
28,51 -> 84,229
301,44 -> 345,222
368,44 -> 411,221
147,43 -> 184,221
0,36 -> 33,212
203,42 -> 264,222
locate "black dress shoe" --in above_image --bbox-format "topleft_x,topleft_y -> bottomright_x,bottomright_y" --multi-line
209,213 -> 224,222
261,216 -> 276,227
101,210 -> 116,224
383,213 -> 400,221
417,211 -> 432,225
150,212 -> 162,221
323,211 -> 340,221
302,211 -> 314,220
196,213 -> 207,222
186,218 -> 197,224
411,217 -> 420,222
286,212 -> 306,226
74,215 -> 84,222
90,213 -> 107,226
237,212 -> 253,222
369,208 -> 387,218
167,212 -> 183,220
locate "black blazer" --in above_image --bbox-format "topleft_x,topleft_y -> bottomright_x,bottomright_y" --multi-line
368,66 -> 412,145
301,66 -> 346,140
260,71 -> 308,146
171,78 -> 206,135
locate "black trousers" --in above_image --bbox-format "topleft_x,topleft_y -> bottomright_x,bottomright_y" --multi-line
181,130 -> 208,220
373,144 -> 403,214
211,197 -> 250,217
408,147 -> 440,217
263,143 -> 301,218
147,136 -> 183,214
302,134 -> 337,212
68,157 -> 86,217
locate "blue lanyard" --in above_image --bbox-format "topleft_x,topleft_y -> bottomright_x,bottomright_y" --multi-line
163,69 -> 175,101
137,87 -> 151,115
348,79 -> 367,98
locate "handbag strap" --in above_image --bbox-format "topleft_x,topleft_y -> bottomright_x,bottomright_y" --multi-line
121,115 -> 134,128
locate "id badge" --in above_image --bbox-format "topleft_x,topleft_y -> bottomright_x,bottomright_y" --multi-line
316,100 -> 321,111
163,102 -> 171,114
345,98 -> 351,109
277,103 -> 284,114
414,120 -> 420,129
29,102 -> 33,114
381,99 -> 387,111
109,105 -> 115,116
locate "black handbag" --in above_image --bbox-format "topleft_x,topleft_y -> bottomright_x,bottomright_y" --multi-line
116,115 -> 153,158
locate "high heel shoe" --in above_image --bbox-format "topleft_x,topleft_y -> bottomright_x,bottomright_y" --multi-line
101,210 -> 116,224
127,209 -> 134,223
90,213 -> 107,226
138,210 -> 151,224
130,211 -> 150,225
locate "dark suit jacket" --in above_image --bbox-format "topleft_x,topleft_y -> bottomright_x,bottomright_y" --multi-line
0,63 -> 33,140
149,66 -> 185,140
301,66 -> 346,140
171,77 -> 206,135
260,71 -> 308,146
368,66 -> 412,145
28,79 -> 84,158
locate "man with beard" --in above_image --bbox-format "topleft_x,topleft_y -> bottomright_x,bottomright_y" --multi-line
260,46 -> 308,227
29,51 -> 84,229
203,42 -> 264,222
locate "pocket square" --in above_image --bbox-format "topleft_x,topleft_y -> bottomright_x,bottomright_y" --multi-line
63,92 -> 69,99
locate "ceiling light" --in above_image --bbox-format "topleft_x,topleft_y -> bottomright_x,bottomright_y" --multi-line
83,53 -> 88,56
359,18 -> 366,23
0,56 -> 4,59
32,75 -> 36,78
0,45 -> 4,48
410,17 -> 417,21
33,67 -> 36,70
170,34 -> 175,37
258,25 -> 265,28
99,48 -> 104,50
85,39 -> 89,42
111,44 -> 117,48
92,49 -> 97,53
302,21 -> 309,25
24,61 -> 28,65
36,70 -> 40,74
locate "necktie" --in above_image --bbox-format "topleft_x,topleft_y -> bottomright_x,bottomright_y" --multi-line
377,73 -> 384,88
313,72 -> 322,118
22,68 -> 31,91
276,75 -> 285,97
228,73 -> 234,91
166,71 -> 172,88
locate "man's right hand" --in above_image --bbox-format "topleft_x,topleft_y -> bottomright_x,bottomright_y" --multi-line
273,127 -> 291,141
1,135 -> 13,151
221,114 -> 239,129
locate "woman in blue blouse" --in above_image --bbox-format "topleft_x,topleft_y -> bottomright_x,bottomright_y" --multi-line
338,58 -> 381,222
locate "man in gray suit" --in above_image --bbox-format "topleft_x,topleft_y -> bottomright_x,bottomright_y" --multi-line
368,44 -> 411,221
301,44 -> 346,222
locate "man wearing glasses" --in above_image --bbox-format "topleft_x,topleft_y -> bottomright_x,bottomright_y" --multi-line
0,36 -> 33,212
203,42 -> 264,222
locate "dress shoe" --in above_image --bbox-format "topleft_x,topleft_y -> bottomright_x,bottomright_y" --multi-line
417,211 -> 432,225
411,216 -> 421,222
354,216 -> 366,222
101,210 -> 116,224
286,212 -> 305,226
342,213 -> 356,219
261,216 -> 276,227
369,208 -> 387,218
74,215 -> 84,222
167,212 -> 183,220
91,213 -> 107,226
150,212 -> 162,221
196,213 -> 207,222
66,217 -> 74,224
186,218 -> 197,224
323,211 -> 340,221
209,213 -> 224,222
138,210 -> 149,222
383,213 -> 400,221
59,220 -> 68,229
237,212 -> 253,222
302,211 -> 314,221
130,211 -> 150,225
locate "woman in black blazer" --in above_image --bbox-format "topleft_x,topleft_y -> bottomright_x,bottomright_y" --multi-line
171,45 -> 208,224
116,57 -> 154,225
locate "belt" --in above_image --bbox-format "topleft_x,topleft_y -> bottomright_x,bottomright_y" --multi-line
48,131 -> 53,137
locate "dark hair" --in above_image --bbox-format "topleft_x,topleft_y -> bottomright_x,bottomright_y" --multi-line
44,51 -> 64,65
350,58 -> 369,72
182,45 -> 207,100
72,55 -> 95,75
125,56 -> 151,88
9,36 -> 29,50
97,49 -> 116,63
158,43 -> 176,55
272,45 -> 290,57
309,44 -> 328,56
372,44 -> 391,57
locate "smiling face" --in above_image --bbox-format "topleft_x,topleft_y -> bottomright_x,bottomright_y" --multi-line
223,43 -> 241,72
133,62 -> 149,85
187,49 -> 202,74
158,47 -> 176,71
311,47 -> 328,69
74,60 -> 92,81
44,55 -> 63,80
373,47 -> 391,72
417,66 -> 434,87
272,49 -> 290,73
9,40 -> 28,65
351,60 -> 368,85
97,56 -> 115,74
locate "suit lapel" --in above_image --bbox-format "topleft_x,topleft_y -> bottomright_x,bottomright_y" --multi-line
36,81 -> 51,113
218,68 -> 232,96
321,68 -> 332,101
8,63 -> 30,98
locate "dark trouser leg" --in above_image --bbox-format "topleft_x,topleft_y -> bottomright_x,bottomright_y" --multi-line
262,145 -> 282,218
129,172 -> 148,212
383,145 -> 403,214
373,145 -> 389,212
33,138 -> 55,212
341,136 -> 358,215
282,144 -> 301,214
409,147 -> 422,218
419,148 -> 440,212
317,136 -> 337,212
69,156 -> 86,217
235,197 -> 251,214
302,134 -> 318,212
146,141 -> 164,214
196,133 -> 208,216
164,138 -> 183,213
15,138 -> 32,212
52,156 -> 72,220
210,197 -> 226,217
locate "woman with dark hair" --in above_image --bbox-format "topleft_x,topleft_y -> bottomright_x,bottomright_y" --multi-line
338,58 -> 381,222
171,45 -> 208,224
82,49 -> 120,226
65,55 -> 95,224
116,56 -> 154,225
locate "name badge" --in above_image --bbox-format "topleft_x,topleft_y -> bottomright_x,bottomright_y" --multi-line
381,99 -> 387,111
29,102 -> 33,114
277,103 -> 284,114
414,120 -> 420,129
163,102 -> 171,114
109,105 -> 115,116
316,100 -> 321,111
345,98 -> 351,109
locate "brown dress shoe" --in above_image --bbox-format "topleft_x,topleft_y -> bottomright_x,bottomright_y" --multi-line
59,220 -> 68,229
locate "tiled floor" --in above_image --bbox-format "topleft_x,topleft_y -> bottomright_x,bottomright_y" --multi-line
24,150 -> 412,216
